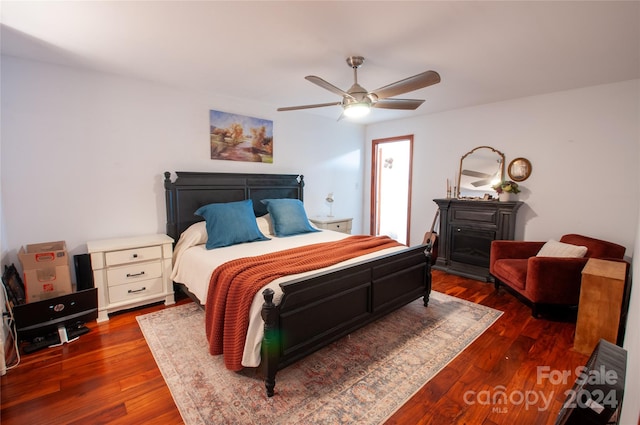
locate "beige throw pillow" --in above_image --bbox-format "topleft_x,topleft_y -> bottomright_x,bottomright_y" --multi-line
536,240 -> 588,258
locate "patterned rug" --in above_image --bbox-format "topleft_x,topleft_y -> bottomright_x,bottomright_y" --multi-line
137,291 -> 502,425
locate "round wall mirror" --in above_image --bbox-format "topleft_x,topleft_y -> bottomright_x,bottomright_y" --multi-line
508,157 -> 532,182
457,146 -> 505,198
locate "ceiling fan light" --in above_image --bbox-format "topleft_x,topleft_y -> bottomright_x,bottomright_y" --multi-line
343,102 -> 370,118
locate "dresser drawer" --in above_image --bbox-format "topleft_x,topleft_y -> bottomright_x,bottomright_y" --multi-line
106,261 -> 162,287
450,208 -> 498,225
108,276 -> 164,304
105,245 -> 162,267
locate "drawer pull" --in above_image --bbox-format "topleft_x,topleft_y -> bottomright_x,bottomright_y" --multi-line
126,271 -> 146,278
132,253 -> 138,258
128,287 -> 147,294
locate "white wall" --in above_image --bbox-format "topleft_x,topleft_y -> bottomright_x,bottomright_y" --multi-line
0,56 -> 365,272
366,80 -> 640,253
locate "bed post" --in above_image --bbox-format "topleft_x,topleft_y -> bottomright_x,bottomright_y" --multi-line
261,288 -> 279,397
164,172 -> 178,240
424,243 -> 433,306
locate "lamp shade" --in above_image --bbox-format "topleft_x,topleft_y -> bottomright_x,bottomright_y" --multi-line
343,102 -> 370,118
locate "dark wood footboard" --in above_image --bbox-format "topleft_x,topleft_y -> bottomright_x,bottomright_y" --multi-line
261,243 -> 432,397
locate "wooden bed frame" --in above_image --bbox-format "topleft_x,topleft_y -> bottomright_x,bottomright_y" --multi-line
164,171 -> 432,397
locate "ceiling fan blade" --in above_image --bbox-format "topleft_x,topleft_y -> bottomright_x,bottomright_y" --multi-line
471,178 -> 492,187
305,76 -> 354,99
277,101 -> 342,112
372,98 -> 425,110
372,70 -> 441,100
462,169 -> 492,178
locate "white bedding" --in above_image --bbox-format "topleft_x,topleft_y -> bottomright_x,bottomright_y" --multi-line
171,227 -> 405,367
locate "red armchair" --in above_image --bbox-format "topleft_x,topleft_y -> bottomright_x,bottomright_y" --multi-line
489,234 -> 626,317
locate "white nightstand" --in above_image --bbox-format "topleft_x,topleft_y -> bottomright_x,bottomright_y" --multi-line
309,217 -> 353,234
87,234 -> 175,322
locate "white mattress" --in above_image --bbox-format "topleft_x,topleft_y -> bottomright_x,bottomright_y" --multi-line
171,230 -> 405,367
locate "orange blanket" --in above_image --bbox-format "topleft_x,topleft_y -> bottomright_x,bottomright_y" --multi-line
204,235 -> 402,371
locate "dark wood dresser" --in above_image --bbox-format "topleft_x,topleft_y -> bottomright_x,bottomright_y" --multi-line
433,198 -> 522,281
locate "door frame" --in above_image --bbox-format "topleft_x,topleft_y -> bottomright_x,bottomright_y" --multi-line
370,135 -> 414,245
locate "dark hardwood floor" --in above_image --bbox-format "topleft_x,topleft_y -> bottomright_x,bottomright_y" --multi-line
1,270 -> 588,424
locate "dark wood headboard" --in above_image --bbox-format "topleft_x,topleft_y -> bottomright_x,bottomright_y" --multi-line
163,171 -> 304,241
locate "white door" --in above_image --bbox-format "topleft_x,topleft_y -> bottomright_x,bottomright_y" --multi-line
371,136 -> 413,245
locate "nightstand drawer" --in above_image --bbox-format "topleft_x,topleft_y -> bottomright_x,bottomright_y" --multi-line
105,246 -> 162,267
309,217 -> 353,234
108,277 -> 163,303
106,261 -> 162,287
325,221 -> 350,232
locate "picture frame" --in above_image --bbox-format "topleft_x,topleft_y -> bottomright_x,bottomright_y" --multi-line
209,110 -> 273,163
508,157 -> 532,182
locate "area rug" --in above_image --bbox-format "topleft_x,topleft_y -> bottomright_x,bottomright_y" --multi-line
137,291 -> 502,425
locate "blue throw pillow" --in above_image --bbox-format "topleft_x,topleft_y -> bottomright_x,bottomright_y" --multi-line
261,198 -> 320,237
195,200 -> 270,249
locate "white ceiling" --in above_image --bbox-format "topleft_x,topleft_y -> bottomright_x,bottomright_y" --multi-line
1,1 -> 639,124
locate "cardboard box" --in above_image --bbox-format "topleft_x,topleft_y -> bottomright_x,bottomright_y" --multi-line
22,266 -> 73,302
18,241 -> 68,269
19,241 -> 72,302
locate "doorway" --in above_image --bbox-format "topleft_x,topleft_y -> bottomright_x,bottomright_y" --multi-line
370,136 -> 413,245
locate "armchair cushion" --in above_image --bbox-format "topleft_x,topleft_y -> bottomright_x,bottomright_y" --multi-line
536,240 -> 587,258
492,259 -> 528,290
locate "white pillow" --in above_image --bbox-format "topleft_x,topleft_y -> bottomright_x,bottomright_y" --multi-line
256,214 -> 273,236
536,240 -> 588,258
172,221 -> 208,266
177,221 -> 208,246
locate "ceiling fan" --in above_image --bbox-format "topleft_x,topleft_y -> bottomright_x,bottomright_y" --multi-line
277,56 -> 441,119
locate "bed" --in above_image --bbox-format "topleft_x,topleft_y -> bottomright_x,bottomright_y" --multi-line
164,171 -> 432,397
